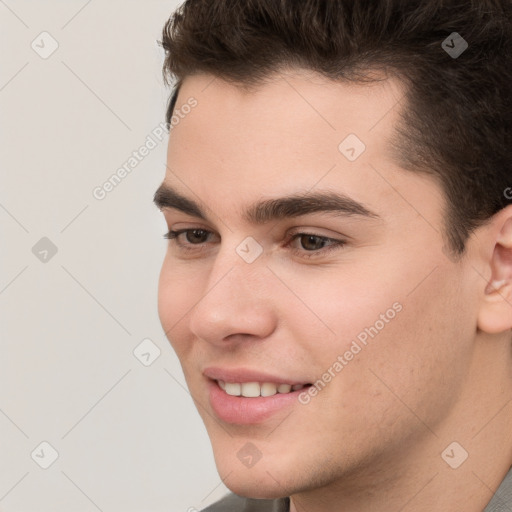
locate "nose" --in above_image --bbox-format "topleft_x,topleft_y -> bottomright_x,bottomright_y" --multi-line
187,249 -> 278,346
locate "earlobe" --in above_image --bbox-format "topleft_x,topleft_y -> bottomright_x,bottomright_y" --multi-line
477,208 -> 512,334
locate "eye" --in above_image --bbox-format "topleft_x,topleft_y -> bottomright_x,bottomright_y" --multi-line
165,228 -> 211,244
286,232 -> 346,258
164,228 -> 218,252
295,234 -> 330,251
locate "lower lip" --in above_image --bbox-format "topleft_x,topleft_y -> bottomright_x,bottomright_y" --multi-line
207,380 -> 308,424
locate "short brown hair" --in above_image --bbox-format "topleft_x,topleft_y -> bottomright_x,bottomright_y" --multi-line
160,0 -> 512,255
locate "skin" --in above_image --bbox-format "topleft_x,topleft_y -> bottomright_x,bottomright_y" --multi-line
156,69 -> 512,512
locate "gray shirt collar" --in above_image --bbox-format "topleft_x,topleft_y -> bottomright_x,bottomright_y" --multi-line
483,466 -> 512,511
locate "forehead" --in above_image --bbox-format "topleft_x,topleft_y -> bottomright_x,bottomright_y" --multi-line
164,70 -> 442,226
172,69 -> 405,153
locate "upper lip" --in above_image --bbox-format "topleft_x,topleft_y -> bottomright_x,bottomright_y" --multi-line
203,367 -> 310,385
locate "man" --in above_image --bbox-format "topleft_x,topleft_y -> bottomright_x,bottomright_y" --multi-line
153,1 -> 512,510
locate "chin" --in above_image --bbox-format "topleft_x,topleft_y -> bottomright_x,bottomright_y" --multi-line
212,449 -> 294,500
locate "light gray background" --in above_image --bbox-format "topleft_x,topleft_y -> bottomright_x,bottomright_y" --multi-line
0,1 -> 229,510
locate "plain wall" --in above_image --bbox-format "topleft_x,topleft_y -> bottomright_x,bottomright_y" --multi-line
0,1 -> 229,510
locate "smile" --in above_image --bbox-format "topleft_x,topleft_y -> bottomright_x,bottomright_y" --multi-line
217,380 -> 309,397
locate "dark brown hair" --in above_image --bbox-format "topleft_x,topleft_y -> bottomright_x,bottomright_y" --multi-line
160,0 -> 512,255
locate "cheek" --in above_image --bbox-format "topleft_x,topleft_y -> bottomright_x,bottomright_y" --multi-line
157,257 -> 202,354
336,273 -> 471,427
278,265 -> 405,357
283,261 -> 473,411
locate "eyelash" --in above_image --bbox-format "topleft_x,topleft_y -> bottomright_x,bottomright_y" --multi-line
163,228 -> 346,259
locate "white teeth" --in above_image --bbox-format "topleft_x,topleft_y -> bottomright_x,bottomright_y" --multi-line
241,382 -> 260,397
261,383 -> 278,397
224,382 -> 241,396
277,384 -> 292,393
217,380 -> 305,397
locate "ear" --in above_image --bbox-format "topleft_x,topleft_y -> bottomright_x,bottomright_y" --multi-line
477,206 -> 512,334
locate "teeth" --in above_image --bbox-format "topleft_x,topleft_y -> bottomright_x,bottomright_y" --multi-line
224,382 -> 241,396
241,382 -> 260,397
217,380 -> 306,397
261,383 -> 277,397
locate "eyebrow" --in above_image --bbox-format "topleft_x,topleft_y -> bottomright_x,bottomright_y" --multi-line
153,184 -> 380,224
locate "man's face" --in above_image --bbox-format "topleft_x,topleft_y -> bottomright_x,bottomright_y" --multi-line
156,71 -> 480,497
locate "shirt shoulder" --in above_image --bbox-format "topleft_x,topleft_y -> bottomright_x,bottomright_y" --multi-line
201,493 -> 289,512
484,466 -> 512,512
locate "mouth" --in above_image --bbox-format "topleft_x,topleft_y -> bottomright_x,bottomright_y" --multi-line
217,380 -> 311,397
204,368 -> 313,424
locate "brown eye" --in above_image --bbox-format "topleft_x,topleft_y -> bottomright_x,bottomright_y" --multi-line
286,231 -> 346,259
185,229 -> 209,244
299,234 -> 328,251
164,228 -> 216,245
